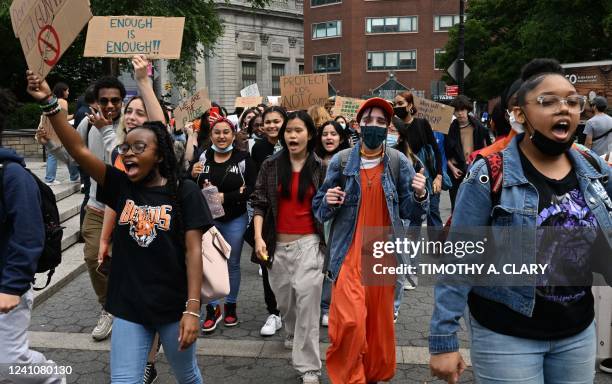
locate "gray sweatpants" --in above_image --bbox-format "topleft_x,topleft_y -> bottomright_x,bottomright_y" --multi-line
269,234 -> 324,374
0,288 -> 64,383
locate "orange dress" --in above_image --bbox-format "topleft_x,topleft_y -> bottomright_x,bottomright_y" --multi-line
326,163 -> 396,383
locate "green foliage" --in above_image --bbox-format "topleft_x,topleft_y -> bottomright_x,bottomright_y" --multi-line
440,0 -> 612,100
0,0 -> 270,102
5,103 -> 40,131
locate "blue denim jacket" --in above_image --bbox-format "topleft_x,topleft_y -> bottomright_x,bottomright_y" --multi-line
429,134 -> 612,354
312,143 -> 429,282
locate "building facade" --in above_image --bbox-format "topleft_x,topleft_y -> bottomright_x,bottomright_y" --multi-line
192,0 -> 305,110
304,0 -> 460,99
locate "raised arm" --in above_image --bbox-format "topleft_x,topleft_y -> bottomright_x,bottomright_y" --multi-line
133,55 -> 165,124
26,71 -> 107,186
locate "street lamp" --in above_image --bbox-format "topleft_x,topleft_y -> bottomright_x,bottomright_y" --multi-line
457,0 -> 466,95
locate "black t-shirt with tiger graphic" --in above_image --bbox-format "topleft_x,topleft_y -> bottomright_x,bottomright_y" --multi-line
97,165 -> 213,325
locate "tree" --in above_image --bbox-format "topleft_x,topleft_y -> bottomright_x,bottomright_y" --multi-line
0,0 -> 270,101
439,0 -> 612,101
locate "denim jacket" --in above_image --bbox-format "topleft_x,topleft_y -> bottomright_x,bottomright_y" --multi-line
429,134 -> 612,354
312,143 -> 429,282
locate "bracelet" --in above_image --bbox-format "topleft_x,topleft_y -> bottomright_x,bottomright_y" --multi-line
185,299 -> 200,307
182,311 -> 200,318
42,104 -> 62,116
40,95 -> 58,109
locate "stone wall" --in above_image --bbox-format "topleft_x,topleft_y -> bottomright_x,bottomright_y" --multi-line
1,130 -> 45,159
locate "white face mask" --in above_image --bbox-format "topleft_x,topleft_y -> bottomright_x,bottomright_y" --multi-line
508,110 -> 524,133
338,122 -> 347,129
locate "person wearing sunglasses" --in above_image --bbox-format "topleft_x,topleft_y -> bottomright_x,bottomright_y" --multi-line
430,58 -> 612,383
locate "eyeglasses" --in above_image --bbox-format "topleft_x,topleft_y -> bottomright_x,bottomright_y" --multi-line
98,97 -> 123,106
117,142 -> 148,155
529,95 -> 587,114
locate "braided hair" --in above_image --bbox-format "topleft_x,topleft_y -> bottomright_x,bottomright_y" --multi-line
133,121 -> 185,249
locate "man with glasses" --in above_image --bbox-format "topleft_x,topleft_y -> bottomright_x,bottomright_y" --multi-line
76,76 -> 125,342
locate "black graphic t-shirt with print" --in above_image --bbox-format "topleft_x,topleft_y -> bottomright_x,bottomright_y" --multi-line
469,148 -> 597,340
98,165 -> 213,325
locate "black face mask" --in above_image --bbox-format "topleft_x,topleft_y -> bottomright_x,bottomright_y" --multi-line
530,129 -> 573,156
394,106 -> 408,120
523,111 -> 573,156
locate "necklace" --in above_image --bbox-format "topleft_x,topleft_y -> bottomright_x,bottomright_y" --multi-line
360,147 -> 383,159
360,158 -> 379,189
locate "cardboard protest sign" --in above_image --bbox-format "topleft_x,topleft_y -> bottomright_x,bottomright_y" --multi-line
174,89 -> 211,130
413,96 -> 454,134
280,74 -> 328,111
9,0 -> 34,37
332,97 -> 366,121
84,16 -> 185,59
12,0 -> 92,79
240,83 -> 260,97
266,96 -> 282,106
235,96 -> 263,108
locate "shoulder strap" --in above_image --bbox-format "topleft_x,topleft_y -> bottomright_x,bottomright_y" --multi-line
576,148 -> 602,173
387,148 -> 401,186
338,149 -> 351,189
483,152 -> 504,205
593,127 -> 612,141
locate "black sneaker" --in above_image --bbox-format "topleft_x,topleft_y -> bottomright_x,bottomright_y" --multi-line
201,304 -> 221,333
224,303 -> 238,327
600,358 -> 612,373
143,362 -> 158,384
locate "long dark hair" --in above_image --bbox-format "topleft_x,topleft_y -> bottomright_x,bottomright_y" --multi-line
53,82 -> 69,99
278,110 -> 318,202
130,121 -> 185,247
314,120 -> 349,158
239,107 -> 259,131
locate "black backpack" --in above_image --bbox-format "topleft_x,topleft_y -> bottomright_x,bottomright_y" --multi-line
0,160 -> 63,290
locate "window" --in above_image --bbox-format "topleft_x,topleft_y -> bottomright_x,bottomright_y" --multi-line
366,16 -> 417,34
271,63 -> 285,95
241,62 -> 257,89
313,54 -> 341,73
312,20 -> 342,39
367,50 -> 416,70
311,0 -> 340,6
299,64 -> 304,74
434,49 -> 445,70
434,15 -> 460,31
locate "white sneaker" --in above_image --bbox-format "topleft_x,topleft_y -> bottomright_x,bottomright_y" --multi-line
260,314 -> 281,336
92,310 -> 113,341
403,280 -> 416,291
44,180 -> 61,186
321,313 -> 329,327
284,335 -> 294,349
302,371 -> 320,384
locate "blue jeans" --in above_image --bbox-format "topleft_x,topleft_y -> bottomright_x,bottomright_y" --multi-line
427,192 -> 442,227
468,315 -> 596,383
210,213 -> 248,305
110,317 -> 202,383
320,276 -> 332,314
45,152 -> 80,182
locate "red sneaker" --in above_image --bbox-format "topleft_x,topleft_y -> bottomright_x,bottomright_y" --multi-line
201,304 -> 221,333
224,303 -> 238,327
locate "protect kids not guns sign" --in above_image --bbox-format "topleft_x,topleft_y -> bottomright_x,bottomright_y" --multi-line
84,16 -> 185,59
10,0 -> 93,79
281,74 -> 328,111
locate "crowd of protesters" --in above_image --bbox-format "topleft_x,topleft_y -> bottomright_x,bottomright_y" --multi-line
0,56 -> 610,384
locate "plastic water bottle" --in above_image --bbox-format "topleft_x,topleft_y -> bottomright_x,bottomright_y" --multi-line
201,180 -> 225,219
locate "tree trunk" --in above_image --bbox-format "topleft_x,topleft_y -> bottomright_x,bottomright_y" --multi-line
103,58 -> 120,77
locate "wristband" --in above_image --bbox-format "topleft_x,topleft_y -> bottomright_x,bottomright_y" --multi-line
182,311 -> 201,318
